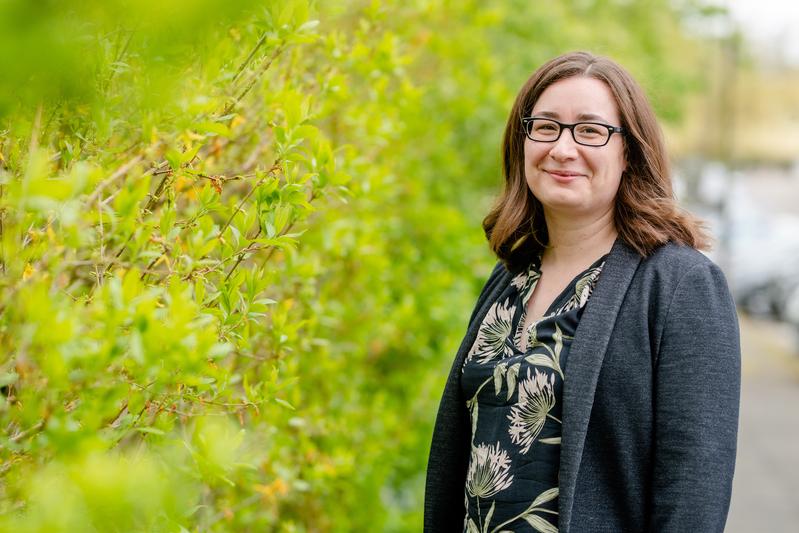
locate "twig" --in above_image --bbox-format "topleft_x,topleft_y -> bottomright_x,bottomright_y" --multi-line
10,420 -> 45,443
85,154 -> 144,205
92,32 -> 287,289
218,161 -> 280,237
103,28 -> 135,93
232,32 -> 269,83
142,171 -> 174,214
222,43 -> 285,117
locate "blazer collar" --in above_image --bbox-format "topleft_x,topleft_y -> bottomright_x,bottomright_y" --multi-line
558,238 -> 642,532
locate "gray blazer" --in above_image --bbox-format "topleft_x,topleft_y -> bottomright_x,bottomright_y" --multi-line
424,239 -> 741,532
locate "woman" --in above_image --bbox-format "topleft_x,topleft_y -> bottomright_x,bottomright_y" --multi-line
424,52 -> 740,533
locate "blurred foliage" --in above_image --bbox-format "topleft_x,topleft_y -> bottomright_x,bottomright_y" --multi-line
0,0 -> 716,530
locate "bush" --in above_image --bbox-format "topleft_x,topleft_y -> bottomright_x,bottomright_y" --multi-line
0,0 -> 712,530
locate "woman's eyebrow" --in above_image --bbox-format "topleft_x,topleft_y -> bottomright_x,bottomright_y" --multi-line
576,112 -> 609,122
531,110 -> 610,122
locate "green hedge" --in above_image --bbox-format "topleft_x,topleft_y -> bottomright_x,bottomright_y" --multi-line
0,0 -> 713,530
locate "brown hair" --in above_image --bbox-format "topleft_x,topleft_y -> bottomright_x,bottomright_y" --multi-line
483,51 -> 709,271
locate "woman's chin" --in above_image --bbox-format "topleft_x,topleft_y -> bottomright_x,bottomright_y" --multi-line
537,191 -> 588,213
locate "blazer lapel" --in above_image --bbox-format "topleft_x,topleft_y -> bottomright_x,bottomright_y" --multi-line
558,239 -> 642,532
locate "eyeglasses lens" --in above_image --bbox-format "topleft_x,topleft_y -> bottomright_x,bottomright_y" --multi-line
526,119 -> 610,147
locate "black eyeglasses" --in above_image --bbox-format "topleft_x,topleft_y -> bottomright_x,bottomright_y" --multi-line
521,117 -> 624,147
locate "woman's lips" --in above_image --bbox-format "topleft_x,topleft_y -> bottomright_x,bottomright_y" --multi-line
544,169 -> 585,183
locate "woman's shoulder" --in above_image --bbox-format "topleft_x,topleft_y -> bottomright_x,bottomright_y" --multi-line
644,241 -> 715,270
634,241 -> 730,293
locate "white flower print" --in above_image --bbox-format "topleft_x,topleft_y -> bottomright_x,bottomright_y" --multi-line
507,368 -> 556,453
465,442 -> 514,499
552,262 -> 605,316
519,270 -> 541,306
466,298 -> 516,365
574,265 -> 602,307
510,271 -> 527,290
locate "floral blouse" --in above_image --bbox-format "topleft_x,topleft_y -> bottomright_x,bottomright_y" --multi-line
460,254 -> 607,533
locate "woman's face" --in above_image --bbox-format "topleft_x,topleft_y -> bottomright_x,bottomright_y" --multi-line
523,76 -> 626,221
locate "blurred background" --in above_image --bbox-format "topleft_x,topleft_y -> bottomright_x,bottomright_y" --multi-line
0,0 -> 797,530
682,2 -> 799,530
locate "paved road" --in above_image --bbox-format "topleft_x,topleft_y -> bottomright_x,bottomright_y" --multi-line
726,315 -> 799,532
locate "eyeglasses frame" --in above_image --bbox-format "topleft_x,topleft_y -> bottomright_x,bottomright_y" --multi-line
521,116 -> 625,147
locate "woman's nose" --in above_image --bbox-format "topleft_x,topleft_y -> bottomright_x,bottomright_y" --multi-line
548,128 -> 579,160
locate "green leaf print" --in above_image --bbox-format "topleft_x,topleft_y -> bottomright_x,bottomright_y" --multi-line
467,518 -> 480,533
506,362 -> 520,401
493,362 -> 508,397
531,487 -> 559,507
489,487 -> 559,533
528,322 -> 538,346
522,514 -> 558,533
468,376 -> 493,443
524,353 -> 563,379
467,396 -> 479,443
483,501 -> 496,533
553,323 -> 564,369
538,437 -> 561,445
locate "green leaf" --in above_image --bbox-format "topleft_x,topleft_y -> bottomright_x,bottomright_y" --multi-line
134,426 -> 166,436
0,372 -> 19,387
209,342 -> 233,359
291,0 -> 310,27
159,207 -> 176,237
229,223 -> 241,248
297,20 -> 319,33
274,397 -> 295,410
276,0 -> 296,29
195,122 -> 232,138
293,124 -> 319,142
283,91 -> 303,130
180,143 -> 203,165
166,149 -> 182,172
330,170 -> 351,185
129,329 -> 145,364
273,203 -> 292,234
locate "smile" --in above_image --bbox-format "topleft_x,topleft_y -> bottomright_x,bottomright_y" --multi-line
544,169 -> 586,183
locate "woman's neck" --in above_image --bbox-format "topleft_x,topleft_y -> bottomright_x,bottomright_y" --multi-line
542,207 -> 618,267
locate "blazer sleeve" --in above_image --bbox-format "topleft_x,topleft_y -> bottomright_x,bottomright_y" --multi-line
424,261 -> 508,532
467,261 -> 506,327
650,261 -> 741,532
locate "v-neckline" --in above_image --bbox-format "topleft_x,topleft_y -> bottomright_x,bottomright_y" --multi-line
522,252 -> 609,316
515,252 -> 609,351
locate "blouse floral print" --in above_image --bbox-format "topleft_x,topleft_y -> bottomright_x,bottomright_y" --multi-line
460,254 -> 607,533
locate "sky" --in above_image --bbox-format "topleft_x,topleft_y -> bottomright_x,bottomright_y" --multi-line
724,0 -> 799,66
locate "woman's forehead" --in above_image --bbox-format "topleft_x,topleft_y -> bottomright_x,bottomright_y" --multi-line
532,77 -> 620,123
